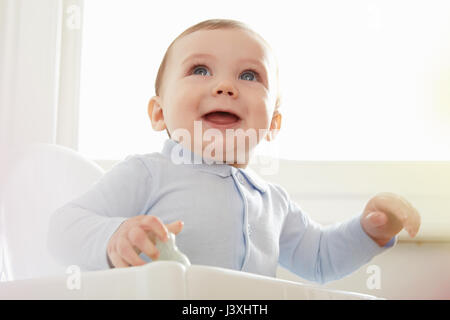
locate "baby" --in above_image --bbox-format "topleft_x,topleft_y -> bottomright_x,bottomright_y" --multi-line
48,19 -> 421,284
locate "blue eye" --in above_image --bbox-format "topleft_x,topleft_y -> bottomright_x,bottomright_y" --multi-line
240,70 -> 258,81
192,65 -> 210,76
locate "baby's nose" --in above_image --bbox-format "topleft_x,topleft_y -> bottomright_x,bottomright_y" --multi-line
213,81 -> 239,98
217,89 -> 234,96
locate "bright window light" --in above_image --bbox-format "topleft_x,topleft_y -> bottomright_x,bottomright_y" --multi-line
78,0 -> 450,161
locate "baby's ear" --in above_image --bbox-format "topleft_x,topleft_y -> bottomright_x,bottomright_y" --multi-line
148,96 -> 166,131
266,110 -> 282,142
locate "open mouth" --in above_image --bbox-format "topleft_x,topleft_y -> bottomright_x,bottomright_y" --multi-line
202,111 -> 241,126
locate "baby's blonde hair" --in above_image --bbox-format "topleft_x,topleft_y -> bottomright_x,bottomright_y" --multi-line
155,19 -> 281,110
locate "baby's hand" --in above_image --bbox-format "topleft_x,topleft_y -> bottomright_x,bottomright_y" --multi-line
360,192 -> 421,247
107,215 -> 184,268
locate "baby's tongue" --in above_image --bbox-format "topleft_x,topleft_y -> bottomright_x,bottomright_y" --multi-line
204,111 -> 239,124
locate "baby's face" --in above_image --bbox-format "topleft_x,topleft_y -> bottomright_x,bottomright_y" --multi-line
149,28 -> 280,167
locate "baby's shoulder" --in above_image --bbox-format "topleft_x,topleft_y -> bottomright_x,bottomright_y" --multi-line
113,152 -> 167,177
266,181 -> 291,201
124,151 -> 167,164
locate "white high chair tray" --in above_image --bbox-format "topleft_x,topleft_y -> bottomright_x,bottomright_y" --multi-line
0,262 -> 381,300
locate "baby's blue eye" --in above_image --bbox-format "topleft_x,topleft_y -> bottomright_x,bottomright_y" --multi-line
192,66 -> 210,76
240,71 -> 257,81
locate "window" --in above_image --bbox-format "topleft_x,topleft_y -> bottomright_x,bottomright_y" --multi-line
78,0 -> 450,161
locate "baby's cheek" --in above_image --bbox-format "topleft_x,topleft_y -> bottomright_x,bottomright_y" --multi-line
256,112 -> 272,131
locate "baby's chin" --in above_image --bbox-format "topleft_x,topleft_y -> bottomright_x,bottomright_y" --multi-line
170,123 -> 266,164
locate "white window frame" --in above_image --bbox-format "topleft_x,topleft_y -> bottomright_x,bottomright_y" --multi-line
56,0 -> 84,150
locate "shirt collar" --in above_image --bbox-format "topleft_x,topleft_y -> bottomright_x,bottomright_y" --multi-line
161,138 -> 268,194
161,138 -> 232,178
237,166 -> 268,194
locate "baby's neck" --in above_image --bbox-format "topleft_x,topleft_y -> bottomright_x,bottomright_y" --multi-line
229,162 -> 248,169
175,139 -> 251,169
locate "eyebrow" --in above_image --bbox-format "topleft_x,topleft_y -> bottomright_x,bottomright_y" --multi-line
182,53 -> 267,73
182,53 -> 217,65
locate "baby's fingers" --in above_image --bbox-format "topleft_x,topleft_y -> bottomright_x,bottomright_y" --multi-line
128,226 -> 160,260
108,251 -> 129,268
389,195 -> 421,237
373,193 -> 409,222
116,238 -> 147,267
140,215 -> 169,242
166,220 -> 184,235
404,203 -> 421,237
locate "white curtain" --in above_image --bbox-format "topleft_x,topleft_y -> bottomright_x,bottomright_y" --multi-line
0,0 -> 83,280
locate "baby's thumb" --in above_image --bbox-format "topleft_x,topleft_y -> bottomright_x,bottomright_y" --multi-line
366,211 -> 388,228
166,220 -> 184,235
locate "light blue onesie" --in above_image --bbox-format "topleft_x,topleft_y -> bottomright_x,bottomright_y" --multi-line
48,138 -> 395,284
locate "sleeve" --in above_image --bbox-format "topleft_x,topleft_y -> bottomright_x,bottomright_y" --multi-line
47,155 -> 155,271
278,195 -> 396,284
